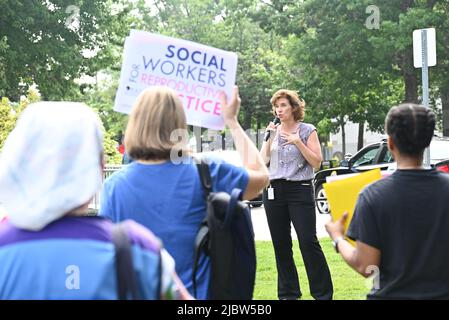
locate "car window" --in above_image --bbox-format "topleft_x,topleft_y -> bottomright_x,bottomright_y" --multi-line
351,147 -> 379,167
380,149 -> 394,163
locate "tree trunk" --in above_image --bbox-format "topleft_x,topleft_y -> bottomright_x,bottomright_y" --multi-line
340,120 -> 346,156
358,122 -> 364,151
400,0 -> 415,12
403,69 -> 419,103
242,109 -> 252,131
399,48 -> 419,103
441,89 -> 449,137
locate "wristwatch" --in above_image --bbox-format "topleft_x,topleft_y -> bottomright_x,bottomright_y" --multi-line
333,236 -> 345,253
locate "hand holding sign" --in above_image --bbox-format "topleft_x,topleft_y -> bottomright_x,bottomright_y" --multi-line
220,86 -> 241,128
325,212 -> 349,241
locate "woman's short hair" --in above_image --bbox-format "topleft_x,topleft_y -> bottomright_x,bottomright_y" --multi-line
385,103 -> 435,157
270,89 -> 305,121
125,86 -> 187,161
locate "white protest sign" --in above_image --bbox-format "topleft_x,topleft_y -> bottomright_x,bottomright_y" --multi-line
413,28 -> 437,68
114,30 -> 238,130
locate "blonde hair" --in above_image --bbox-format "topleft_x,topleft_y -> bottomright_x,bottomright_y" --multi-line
125,86 -> 188,161
270,89 -> 305,121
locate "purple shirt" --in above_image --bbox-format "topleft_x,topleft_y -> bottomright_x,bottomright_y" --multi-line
0,216 -> 178,299
268,122 -> 316,181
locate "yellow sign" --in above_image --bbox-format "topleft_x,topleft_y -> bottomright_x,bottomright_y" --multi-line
323,169 -> 382,246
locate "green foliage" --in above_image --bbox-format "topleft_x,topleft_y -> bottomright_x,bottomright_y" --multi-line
107,0 -> 298,131
0,0 -> 124,100
84,84 -> 124,164
0,85 -> 122,164
0,85 -> 41,148
0,36 -> 8,96
78,90 -> 123,165
103,130 -> 123,165
0,97 -> 15,149
81,75 -> 128,137
253,0 -> 449,141
3,0 -> 449,153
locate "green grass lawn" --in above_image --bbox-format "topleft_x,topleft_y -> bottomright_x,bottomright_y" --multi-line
254,239 -> 369,300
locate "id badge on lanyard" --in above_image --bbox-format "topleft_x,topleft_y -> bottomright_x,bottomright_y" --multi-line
267,185 -> 274,200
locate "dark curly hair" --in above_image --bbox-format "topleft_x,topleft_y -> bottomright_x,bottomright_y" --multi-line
385,104 -> 435,157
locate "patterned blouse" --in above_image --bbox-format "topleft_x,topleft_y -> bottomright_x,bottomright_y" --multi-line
268,122 -> 317,181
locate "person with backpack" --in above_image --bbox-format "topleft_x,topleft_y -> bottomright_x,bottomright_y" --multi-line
99,86 -> 269,299
326,104 -> 449,299
0,102 -> 190,299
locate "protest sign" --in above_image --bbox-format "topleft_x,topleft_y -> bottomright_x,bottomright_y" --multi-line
114,30 -> 238,130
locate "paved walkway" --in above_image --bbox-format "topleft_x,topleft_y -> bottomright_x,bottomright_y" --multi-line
250,205 -> 331,241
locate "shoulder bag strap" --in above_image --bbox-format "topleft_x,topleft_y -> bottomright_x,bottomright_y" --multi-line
111,222 -> 142,300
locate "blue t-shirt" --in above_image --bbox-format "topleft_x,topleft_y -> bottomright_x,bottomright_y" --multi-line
99,157 -> 249,299
0,216 -> 178,299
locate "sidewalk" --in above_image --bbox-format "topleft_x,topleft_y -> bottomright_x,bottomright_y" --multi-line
250,205 -> 331,241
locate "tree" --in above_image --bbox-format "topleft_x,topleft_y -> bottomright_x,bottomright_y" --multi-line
0,84 -> 122,164
368,0 -> 447,103
0,0 -> 119,100
0,36 -> 7,96
0,97 -> 15,149
366,0 -> 449,136
255,0 -> 402,152
0,85 -> 41,149
253,0 -> 449,151
82,75 -> 128,134
428,1 -> 449,136
128,0 -> 299,147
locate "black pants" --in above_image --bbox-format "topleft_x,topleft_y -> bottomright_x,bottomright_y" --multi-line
263,179 -> 333,300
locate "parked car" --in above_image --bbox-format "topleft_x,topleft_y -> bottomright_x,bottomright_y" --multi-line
313,137 -> 449,214
436,159 -> 449,173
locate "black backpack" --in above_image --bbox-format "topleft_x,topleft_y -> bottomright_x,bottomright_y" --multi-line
192,158 -> 257,300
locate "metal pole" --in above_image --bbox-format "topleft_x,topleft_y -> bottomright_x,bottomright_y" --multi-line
421,30 -> 431,168
193,126 -> 202,153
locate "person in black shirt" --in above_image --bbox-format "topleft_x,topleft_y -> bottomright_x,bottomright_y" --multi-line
326,103 -> 449,299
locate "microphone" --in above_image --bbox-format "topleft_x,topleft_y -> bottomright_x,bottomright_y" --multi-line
264,117 -> 281,141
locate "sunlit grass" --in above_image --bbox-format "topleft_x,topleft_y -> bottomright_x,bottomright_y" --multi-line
254,239 -> 368,300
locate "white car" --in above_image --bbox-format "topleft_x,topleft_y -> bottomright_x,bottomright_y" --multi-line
314,137 -> 449,214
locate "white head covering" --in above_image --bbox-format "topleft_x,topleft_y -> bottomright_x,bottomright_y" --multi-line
0,102 -> 103,231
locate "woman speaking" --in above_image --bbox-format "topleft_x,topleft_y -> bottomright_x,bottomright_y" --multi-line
260,89 -> 333,300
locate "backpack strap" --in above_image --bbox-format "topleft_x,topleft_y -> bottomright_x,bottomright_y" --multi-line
223,188 -> 243,228
192,222 -> 209,299
157,250 -> 163,299
195,157 -> 213,200
111,222 -> 142,300
192,157 -> 213,299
